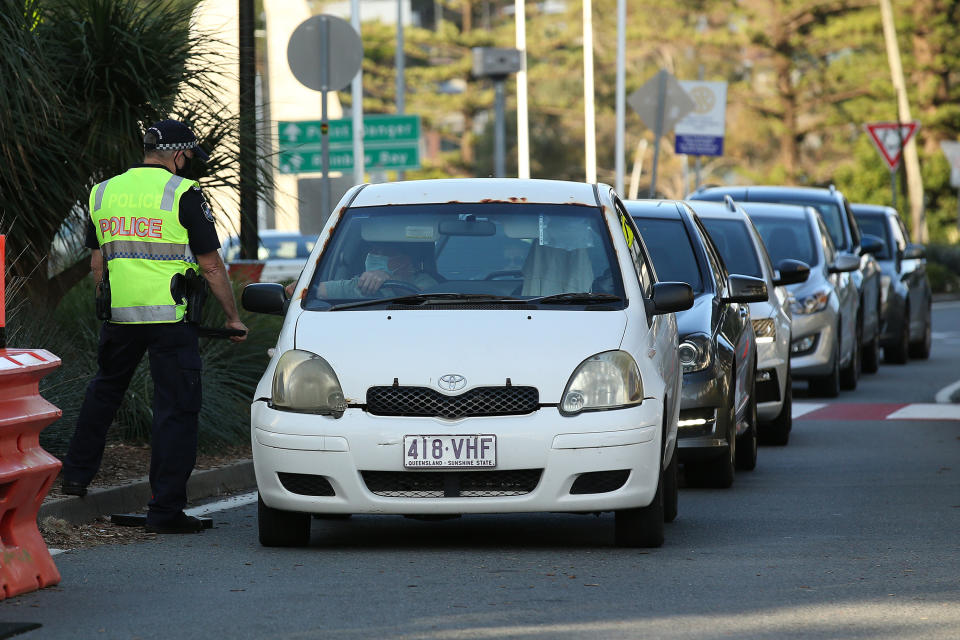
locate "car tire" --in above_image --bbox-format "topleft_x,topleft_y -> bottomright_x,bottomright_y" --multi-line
258,494 -> 311,547
761,370 -> 792,446
662,446 -> 679,524
884,303 -> 910,364
735,386 -> 758,471
614,466 -> 664,548
909,306 -> 931,360
840,315 -> 861,390
810,332 -> 841,398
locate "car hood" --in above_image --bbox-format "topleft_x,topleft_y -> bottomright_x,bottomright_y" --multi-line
290,309 -> 630,404
675,294 -> 714,338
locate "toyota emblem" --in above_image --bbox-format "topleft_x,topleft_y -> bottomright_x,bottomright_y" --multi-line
438,374 -> 466,391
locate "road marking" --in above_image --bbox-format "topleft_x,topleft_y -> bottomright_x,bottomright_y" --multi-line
185,491 -> 258,517
935,378 -> 960,404
49,548 -> 65,556
794,402 -> 960,421
792,402 -> 827,418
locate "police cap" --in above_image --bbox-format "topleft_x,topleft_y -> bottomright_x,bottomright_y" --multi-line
143,119 -> 209,161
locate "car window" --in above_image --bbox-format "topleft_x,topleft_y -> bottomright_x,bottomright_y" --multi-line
897,216 -> 912,244
222,234 -> 315,262
766,198 -> 846,250
852,214 -> 891,259
696,220 -> 729,297
615,199 -> 654,296
305,202 -> 625,307
700,218 -> 763,279
843,199 -> 860,247
888,214 -> 907,253
631,217 -> 704,293
818,216 -> 836,264
750,214 -> 820,267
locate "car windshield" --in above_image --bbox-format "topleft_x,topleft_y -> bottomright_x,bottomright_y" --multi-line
223,234 -> 315,262
765,199 -> 845,250
749,214 -> 820,268
631,218 -> 704,293
853,214 -> 891,259
303,203 -> 624,309
700,218 -> 763,279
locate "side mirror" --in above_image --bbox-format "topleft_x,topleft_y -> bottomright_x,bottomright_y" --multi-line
903,243 -> 925,260
773,259 -> 810,286
242,282 -> 289,315
724,274 -> 768,304
647,281 -> 694,315
828,253 -> 860,273
860,234 -> 884,256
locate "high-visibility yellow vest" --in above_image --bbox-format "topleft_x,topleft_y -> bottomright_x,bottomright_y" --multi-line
89,167 -> 201,324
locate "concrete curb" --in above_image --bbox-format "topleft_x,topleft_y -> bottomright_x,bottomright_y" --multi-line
39,459 -> 256,524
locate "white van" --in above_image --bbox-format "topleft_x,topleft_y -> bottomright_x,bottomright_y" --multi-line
242,179 -> 693,548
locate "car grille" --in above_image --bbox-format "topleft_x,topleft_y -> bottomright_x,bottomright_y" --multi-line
569,470 -> 630,495
361,469 -> 542,498
365,386 -> 539,418
277,472 -> 336,496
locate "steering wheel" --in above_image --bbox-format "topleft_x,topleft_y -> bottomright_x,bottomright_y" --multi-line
484,270 -> 524,280
381,279 -> 421,294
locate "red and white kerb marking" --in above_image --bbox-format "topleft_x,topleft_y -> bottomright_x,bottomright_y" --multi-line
794,402 -> 960,421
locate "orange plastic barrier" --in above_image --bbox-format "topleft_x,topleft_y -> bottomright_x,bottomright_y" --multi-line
0,349 -> 63,600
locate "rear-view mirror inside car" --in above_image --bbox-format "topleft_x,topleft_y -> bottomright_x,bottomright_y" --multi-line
773,259 -> 810,286
829,253 -> 860,273
242,282 -> 289,316
725,274 -> 768,303
647,281 -> 694,315
860,234 -> 884,256
438,219 -> 496,236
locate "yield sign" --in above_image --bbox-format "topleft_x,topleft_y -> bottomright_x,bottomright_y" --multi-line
864,121 -> 920,170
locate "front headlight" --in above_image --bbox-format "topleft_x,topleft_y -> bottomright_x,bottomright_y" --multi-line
678,334 -> 712,374
272,349 -> 347,417
791,288 -> 831,315
752,318 -> 776,344
560,350 -> 643,415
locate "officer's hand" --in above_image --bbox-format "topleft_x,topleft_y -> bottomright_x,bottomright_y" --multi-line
227,320 -> 248,343
357,269 -> 389,295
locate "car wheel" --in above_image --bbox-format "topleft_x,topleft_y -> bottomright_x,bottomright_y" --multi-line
662,446 -> 679,523
810,331 -> 841,398
258,494 -> 311,547
884,303 -> 910,364
761,370 -> 792,446
735,385 -> 758,471
614,467 -> 664,548
909,307 -> 931,360
840,315 -> 861,390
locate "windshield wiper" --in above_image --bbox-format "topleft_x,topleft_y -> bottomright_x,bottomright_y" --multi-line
328,293 -> 522,311
528,292 -> 623,305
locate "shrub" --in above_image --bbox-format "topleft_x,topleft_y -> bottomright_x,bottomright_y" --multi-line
925,244 -> 960,294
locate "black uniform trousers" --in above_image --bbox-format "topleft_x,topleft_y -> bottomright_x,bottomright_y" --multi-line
63,321 -> 202,525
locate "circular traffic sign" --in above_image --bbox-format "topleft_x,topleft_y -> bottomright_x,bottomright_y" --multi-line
287,15 -> 363,92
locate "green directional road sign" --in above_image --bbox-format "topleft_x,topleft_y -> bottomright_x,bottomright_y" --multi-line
277,114 -> 421,174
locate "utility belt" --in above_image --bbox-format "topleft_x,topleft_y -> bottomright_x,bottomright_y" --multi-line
95,269 -> 205,323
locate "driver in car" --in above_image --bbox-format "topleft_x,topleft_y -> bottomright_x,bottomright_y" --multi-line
315,245 -> 437,299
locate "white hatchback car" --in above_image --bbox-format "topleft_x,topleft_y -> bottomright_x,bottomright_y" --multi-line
689,198 -> 810,445
242,179 -> 693,548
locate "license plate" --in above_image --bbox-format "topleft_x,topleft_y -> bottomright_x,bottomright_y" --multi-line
403,435 -> 496,468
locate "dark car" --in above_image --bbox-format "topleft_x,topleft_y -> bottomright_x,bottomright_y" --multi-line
690,185 -> 884,382
627,200 -> 767,488
851,204 -> 932,362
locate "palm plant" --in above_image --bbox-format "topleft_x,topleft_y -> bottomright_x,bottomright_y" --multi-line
0,0 -> 269,310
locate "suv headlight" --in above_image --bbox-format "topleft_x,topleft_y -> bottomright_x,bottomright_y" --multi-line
272,349 -> 347,417
791,288 -> 831,315
678,334 -> 712,374
560,350 -> 643,415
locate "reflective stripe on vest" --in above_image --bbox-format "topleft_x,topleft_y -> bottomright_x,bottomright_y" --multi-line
101,240 -> 197,263
110,305 -> 179,323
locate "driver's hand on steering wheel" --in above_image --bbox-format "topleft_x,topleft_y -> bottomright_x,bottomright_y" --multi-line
357,269 -> 390,295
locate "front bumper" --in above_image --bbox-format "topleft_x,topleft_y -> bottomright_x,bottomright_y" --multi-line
252,400 -> 663,515
789,308 -> 839,379
676,366 -> 729,460
756,339 -> 788,421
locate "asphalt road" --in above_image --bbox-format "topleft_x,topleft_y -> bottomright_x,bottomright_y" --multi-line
6,304 -> 960,640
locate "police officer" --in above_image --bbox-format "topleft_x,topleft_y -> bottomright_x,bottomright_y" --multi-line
60,119 -> 248,534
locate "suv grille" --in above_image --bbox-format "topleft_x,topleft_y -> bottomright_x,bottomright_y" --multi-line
361,469 -> 542,498
366,386 -> 539,418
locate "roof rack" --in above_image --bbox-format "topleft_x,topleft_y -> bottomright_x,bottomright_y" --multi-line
723,194 -> 737,212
